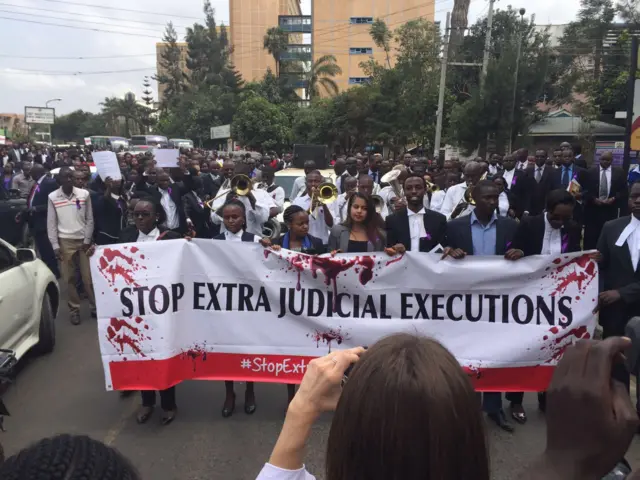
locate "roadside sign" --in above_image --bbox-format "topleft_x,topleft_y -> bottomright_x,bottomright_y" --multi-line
24,106 -> 55,125
210,124 -> 231,139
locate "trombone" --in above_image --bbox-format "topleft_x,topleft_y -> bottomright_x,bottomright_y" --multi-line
308,183 -> 338,215
205,174 -> 252,211
426,181 -> 440,194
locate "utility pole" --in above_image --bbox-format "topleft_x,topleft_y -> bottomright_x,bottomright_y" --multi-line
480,0 -> 495,90
507,9 -> 526,154
434,12 -> 450,160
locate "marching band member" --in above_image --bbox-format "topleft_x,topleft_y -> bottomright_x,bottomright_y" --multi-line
213,199 -> 271,418
442,180 -> 519,432
430,172 -> 460,214
210,164 -> 274,237
256,166 -> 285,215
291,170 -> 334,245
379,165 -> 407,213
328,192 -> 385,253
440,161 -> 484,219
501,154 -> 529,218
385,175 -> 447,253
492,176 -> 512,218
356,174 -> 387,218
290,160 -> 316,201
331,176 -> 358,225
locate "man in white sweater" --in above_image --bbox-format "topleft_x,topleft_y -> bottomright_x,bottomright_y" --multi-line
47,167 -> 95,325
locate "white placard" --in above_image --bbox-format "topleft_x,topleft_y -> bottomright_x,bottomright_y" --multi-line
92,151 -> 121,181
84,137 -> 92,146
153,148 -> 179,168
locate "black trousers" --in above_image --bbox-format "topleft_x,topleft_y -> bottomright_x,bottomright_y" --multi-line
33,229 -> 60,278
141,387 -> 176,410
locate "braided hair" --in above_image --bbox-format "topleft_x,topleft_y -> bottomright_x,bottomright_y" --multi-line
0,434 -> 140,480
283,204 -> 306,226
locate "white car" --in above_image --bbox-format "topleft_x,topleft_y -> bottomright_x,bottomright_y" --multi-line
0,239 -> 58,361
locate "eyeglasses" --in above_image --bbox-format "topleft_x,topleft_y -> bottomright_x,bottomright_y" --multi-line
134,211 -> 152,218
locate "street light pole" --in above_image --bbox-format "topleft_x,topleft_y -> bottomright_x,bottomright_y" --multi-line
45,98 -> 61,145
507,9 -> 526,154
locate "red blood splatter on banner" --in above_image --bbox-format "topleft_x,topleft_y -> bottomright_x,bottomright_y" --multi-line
105,317 -> 149,357
130,246 -> 139,253
385,254 -> 405,267
553,258 -> 562,264
180,344 -> 208,371
308,327 -> 350,352
539,325 -> 591,363
544,254 -> 597,297
263,249 -> 272,259
97,248 -> 147,288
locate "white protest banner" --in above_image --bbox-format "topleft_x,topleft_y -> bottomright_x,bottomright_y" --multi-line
90,241 -> 598,392
153,148 -> 179,168
92,151 -> 121,181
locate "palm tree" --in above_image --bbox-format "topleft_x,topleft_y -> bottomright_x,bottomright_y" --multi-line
263,27 -> 289,76
306,54 -> 342,99
370,19 -> 392,68
100,95 -> 144,137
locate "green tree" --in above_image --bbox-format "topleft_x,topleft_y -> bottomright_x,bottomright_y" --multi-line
242,68 -> 298,104
100,95 -> 144,137
263,27 -> 289,76
155,22 -> 187,108
232,97 -> 292,151
52,110 -> 108,142
448,9 -> 559,153
306,54 -> 342,98
141,76 -> 154,106
370,19 -> 392,68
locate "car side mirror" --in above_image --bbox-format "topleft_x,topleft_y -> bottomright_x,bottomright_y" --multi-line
16,249 -> 36,263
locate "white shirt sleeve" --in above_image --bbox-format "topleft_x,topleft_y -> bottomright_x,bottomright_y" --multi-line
430,190 -> 446,213
255,464 -> 316,480
290,177 -> 305,201
272,187 -> 286,212
440,185 -> 459,218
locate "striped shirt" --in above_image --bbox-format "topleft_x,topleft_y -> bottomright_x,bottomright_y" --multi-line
47,187 -> 94,250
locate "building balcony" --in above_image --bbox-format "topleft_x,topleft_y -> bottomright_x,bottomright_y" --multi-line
279,15 -> 312,33
281,73 -> 309,89
280,45 -> 312,62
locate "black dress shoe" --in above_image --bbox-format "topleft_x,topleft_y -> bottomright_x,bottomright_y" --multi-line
538,392 -> 547,413
488,411 -> 515,433
221,394 -> 235,418
510,404 -> 527,424
244,402 -> 257,415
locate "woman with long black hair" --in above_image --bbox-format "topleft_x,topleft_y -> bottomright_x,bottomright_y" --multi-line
328,192 -> 385,253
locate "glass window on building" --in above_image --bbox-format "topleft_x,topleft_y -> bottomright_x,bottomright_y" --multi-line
350,17 -> 374,24
350,47 -> 373,55
348,77 -> 371,85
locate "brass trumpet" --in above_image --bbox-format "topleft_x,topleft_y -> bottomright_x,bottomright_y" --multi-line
426,181 -> 440,193
205,174 -> 253,210
309,182 -> 338,214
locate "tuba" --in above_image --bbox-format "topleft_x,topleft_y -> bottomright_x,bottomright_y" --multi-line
380,167 -> 405,208
371,195 -> 385,214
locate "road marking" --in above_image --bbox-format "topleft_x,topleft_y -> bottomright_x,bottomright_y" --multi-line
103,394 -> 138,446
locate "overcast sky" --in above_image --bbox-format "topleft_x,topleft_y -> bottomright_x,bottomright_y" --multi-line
0,0 -> 581,116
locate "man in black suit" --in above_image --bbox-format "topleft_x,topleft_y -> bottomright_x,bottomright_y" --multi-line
149,170 -> 187,234
26,164 -> 60,278
595,181 -> 640,339
201,160 -> 222,199
525,149 -> 557,216
183,175 -> 213,238
552,148 -> 587,227
501,154 -> 530,218
583,151 -> 627,250
385,175 -> 447,253
443,179 -> 519,432
505,189 -> 582,415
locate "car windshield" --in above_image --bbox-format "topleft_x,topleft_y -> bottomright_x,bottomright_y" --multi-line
274,176 -> 297,201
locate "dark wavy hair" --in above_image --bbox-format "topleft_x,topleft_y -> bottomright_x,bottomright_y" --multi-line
343,192 -> 385,244
0,434 -> 140,480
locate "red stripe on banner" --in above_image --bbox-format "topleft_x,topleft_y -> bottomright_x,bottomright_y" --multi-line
109,352 -> 555,392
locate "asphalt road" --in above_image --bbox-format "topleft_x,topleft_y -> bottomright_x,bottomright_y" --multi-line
3,297 -> 640,480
